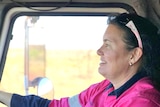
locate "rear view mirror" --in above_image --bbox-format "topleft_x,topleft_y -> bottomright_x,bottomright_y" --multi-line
30,77 -> 53,96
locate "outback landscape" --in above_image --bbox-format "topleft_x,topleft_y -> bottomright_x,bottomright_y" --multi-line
0,47 -> 104,106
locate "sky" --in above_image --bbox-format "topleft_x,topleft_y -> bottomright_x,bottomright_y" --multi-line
11,16 -> 108,50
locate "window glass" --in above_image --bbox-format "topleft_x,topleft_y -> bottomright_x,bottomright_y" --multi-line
1,16 -> 108,102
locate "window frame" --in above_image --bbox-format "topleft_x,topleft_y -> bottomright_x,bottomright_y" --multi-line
0,2 -> 136,80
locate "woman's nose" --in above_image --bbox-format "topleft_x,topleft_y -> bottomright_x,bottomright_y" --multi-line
97,46 -> 103,56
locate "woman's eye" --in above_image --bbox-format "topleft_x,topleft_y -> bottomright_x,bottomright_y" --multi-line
105,44 -> 109,47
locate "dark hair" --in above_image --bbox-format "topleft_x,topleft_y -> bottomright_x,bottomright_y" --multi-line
108,13 -> 160,90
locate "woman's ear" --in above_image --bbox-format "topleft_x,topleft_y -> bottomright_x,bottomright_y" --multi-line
129,47 -> 143,65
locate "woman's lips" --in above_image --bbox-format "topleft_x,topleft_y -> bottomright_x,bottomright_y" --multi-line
99,60 -> 106,65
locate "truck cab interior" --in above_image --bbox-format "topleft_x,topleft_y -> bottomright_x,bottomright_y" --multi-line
0,0 -> 159,106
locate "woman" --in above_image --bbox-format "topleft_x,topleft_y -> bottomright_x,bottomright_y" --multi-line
1,13 -> 160,107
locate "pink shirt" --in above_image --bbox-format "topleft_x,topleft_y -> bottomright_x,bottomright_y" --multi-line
49,76 -> 160,107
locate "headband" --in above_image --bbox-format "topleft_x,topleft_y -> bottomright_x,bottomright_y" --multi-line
126,20 -> 143,49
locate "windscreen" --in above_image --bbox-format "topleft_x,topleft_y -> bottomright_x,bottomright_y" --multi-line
1,16 -> 108,103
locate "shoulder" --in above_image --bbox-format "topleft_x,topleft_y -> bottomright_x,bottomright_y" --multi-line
86,79 -> 110,91
118,77 -> 160,106
129,77 -> 160,98
79,79 -> 110,95
133,77 -> 160,97
90,79 -> 110,90
137,78 -> 160,103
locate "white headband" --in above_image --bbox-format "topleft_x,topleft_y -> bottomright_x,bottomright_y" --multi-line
126,20 -> 143,49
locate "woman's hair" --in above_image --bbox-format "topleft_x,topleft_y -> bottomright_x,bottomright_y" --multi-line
107,13 -> 160,90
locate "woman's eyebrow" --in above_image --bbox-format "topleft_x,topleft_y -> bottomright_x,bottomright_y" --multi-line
103,39 -> 112,43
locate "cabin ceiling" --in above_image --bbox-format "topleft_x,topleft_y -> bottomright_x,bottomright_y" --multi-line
0,0 -> 160,33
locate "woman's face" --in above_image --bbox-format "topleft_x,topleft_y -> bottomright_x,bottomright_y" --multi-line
97,24 -> 132,81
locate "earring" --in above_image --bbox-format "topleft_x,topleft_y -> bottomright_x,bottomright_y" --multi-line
129,62 -> 132,66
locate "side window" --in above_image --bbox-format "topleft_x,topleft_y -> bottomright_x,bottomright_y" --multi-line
1,16 -> 107,100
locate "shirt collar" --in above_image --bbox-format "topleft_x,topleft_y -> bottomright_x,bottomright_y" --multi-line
106,71 -> 147,98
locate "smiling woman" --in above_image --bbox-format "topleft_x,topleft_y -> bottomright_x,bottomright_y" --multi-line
1,12 -> 160,107
0,0 -> 160,107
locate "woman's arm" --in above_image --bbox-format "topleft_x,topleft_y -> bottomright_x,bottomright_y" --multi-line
0,91 -> 51,107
